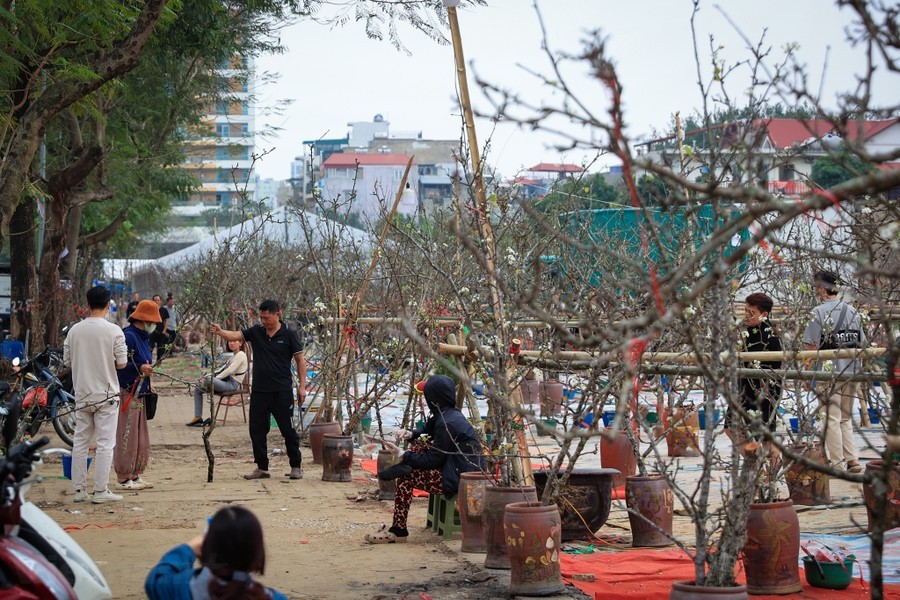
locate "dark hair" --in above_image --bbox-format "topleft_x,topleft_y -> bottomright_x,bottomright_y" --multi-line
86,286 -> 112,310
152,294 -> 161,302
813,270 -> 840,293
744,292 -> 774,315
258,299 -> 280,313
201,506 -> 269,600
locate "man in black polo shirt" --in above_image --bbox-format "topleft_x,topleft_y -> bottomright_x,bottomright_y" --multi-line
210,299 -> 307,480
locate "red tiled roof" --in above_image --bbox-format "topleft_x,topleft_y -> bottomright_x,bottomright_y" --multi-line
877,162 -> 900,172
322,152 -> 413,168
528,162 -> 583,173
757,118 -> 899,148
509,177 -> 541,185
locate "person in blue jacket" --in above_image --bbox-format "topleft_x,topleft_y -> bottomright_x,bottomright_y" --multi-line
145,506 -> 286,600
366,375 -> 486,544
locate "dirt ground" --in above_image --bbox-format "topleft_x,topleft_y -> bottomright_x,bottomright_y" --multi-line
25,351 -> 877,599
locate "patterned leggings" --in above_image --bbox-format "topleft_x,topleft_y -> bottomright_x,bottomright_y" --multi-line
392,440 -> 444,530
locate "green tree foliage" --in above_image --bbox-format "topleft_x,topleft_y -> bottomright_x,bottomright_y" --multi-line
810,148 -> 875,189
533,173 -> 626,213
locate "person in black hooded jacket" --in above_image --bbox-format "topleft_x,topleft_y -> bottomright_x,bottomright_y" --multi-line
365,375 -> 485,544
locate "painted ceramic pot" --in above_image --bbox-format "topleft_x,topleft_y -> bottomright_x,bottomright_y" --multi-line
532,468 -> 619,542
458,472 -> 495,553
321,434 -> 354,482
742,500 -> 802,595
625,475 -> 674,547
483,486 -> 538,569
504,502 -> 565,596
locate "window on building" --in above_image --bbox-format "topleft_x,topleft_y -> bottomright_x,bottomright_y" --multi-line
215,101 -> 228,114
216,123 -> 230,137
778,163 -> 796,181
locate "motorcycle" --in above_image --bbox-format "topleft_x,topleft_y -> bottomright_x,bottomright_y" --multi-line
14,348 -> 77,447
0,396 -> 112,599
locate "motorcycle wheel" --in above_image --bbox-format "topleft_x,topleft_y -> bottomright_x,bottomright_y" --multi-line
50,395 -> 75,447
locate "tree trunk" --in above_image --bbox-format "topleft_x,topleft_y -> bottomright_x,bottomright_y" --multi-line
9,201 -> 39,349
0,0 -> 170,253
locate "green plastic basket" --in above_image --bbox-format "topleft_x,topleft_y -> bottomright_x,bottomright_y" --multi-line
802,556 -> 854,590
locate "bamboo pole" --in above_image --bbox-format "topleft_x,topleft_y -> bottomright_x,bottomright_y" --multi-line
446,3 -> 531,485
436,343 -> 888,364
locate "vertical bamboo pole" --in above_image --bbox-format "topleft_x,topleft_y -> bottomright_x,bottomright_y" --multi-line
446,3 -> 532,486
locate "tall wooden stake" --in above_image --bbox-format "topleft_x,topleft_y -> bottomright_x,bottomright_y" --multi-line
446,4 -> 532,486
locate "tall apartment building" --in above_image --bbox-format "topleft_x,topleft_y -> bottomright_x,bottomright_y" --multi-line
181,54 -> 256,206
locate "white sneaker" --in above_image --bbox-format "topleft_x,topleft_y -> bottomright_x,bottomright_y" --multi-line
117,479 -> 146,490
73,490 -> 90,503
91,489 -> 123,504
133,477 -> 154,489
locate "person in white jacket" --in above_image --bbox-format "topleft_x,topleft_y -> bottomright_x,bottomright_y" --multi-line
187,339 -> 248,426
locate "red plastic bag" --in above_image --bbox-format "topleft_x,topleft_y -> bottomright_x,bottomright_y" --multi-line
22,387 -> 48,409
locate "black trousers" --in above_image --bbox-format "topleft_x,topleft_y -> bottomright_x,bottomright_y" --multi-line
248,390 -> 302,470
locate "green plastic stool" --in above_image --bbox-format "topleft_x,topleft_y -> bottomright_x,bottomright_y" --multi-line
426,493 -> 462,540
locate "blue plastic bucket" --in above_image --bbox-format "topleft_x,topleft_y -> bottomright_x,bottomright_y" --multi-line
698,409 -> 720,429
62,455 -> 92,480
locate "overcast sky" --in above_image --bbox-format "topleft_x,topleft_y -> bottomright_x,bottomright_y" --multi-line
251,0 -> 892,180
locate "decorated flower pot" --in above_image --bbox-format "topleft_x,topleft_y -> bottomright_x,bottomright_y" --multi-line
625,475 -> 674,547
321,434 -> 354,482
308,421 -> 342,465
532,468 -> 618,541
785,442 -> 830,506
458,472 -> 494,553
376,449 -> 398,500
483,486 -> 538,569
540,379 -> 564,417
669,580 -> 748,599
863,459 -> 900,531
600,429 -> 638,488
742,500 -> 802,595
666,408 -> 700,457
504,502 -> 565,596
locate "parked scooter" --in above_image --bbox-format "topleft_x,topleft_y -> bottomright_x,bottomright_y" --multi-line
0,397 -> 112,598
13,348 -> 77,447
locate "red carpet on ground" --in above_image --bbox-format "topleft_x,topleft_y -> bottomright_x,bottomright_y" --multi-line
560,549 -> 900,599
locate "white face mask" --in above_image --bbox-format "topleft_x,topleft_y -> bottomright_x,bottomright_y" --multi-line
145,323 -> 157,334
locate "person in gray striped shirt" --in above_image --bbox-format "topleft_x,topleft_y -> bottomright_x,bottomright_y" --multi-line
802,270 -> 865,473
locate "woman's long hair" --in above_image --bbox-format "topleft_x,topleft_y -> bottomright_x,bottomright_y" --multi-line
201,506 -> 271,600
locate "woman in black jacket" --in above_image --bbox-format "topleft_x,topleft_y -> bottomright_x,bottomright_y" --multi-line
365,375 -> 485,544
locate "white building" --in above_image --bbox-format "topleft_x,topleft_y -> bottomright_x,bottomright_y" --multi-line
321,152 -> 418,222
181,55 -> 256,206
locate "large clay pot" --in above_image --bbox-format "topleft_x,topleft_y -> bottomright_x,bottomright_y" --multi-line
601,429 -> 638,488
458,472 -> 494,553
667,408 -> 700,457
669,580 -> 749,599
483,486 -> 538,569
309,421 -> 342,465
540,379 -> 564,417
863,460 -> 900,531
522,379 -> 541,406
742,500 -> 802,595
504,502 -> 565,596
532,468 -> 619,542
321,434 -> 354,482
625,475 -> 674,547
785,442 -> 830,506
376,449 -> 398,500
